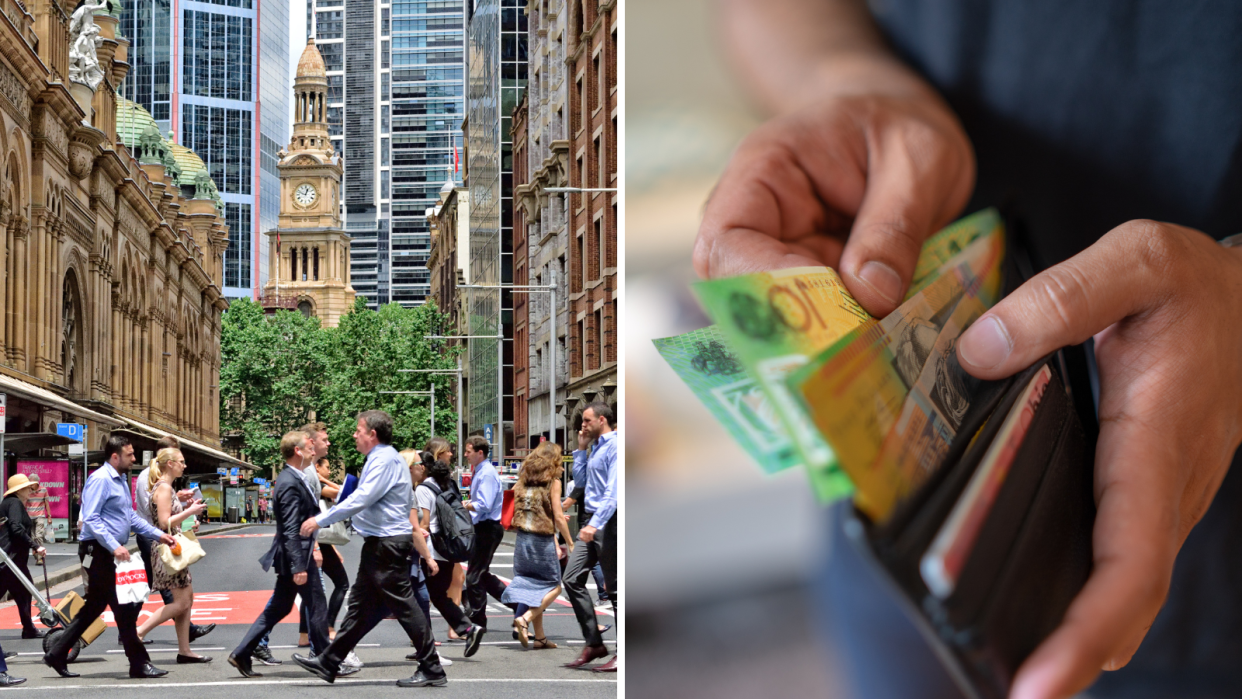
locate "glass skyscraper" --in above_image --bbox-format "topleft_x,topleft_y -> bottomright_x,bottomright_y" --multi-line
121,0 -> 289,300
308,0 -> 465,309
465,0 -> 525,457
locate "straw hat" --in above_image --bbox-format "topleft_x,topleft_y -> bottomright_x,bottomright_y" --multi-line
4,474 -> 39,497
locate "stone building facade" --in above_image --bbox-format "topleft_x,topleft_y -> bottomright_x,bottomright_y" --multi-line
512,0 -> 615,452
0,0 -> 239,479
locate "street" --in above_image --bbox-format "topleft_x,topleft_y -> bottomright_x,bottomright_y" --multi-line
0,525 -> 616,696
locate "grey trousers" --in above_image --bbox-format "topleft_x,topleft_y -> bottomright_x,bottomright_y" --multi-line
562,512 -> 617,647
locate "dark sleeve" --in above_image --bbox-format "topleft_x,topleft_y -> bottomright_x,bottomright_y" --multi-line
276,480 -> 309,574
569,484 -> 586,502
2,499 -> 37,551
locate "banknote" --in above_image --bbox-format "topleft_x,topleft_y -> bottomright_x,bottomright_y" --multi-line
657,208 -> 1004,502
652,326 -> 803,474
790,229 -> 1004,518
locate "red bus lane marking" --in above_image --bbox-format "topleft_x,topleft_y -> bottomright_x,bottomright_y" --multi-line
0,590 -> 302,628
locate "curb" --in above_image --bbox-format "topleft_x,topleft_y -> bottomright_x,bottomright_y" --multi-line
32,523 -> 260,594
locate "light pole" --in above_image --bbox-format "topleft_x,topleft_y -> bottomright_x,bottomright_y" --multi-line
400,365 -> 463,472
378,389 -> 435,440
458,280 -> 559,452
428,334 -> 504,467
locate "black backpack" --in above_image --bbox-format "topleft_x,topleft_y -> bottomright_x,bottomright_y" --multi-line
418,481 -> 474,562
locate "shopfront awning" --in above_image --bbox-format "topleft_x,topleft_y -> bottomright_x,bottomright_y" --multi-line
0,432 -> 81,455
0,373 -> 124,427
115,417 -> 249,471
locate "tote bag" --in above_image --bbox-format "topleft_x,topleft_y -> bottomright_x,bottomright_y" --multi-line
158,530 -> 206,573
115,554 -> 150,604
316,499 -> 352,546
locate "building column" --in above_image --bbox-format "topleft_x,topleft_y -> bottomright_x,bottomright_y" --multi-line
140,317 -> 149,416
12,218 -> 29,370
0,203 -> 11,358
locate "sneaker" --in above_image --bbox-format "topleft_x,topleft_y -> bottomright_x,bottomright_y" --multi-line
463,625 -> 485,658
341,651 -> 364,669
338,663 -> 361,676
440,656 -> 453,667
252,645 -> 282,666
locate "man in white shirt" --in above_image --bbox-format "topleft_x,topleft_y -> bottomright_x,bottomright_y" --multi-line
294,411 -> 446,687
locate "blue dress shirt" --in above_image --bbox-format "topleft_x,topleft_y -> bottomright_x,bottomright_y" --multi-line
468,460 -> 502,524
81,464 -> 166,552
316,444 -> 413,538
573,430 -> 618,529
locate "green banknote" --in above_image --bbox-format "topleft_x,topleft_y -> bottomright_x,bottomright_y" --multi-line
653,326 -> 802,473
656,209 -> 1003,503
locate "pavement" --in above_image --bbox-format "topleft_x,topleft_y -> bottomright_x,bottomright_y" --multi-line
0,524 -> 617,696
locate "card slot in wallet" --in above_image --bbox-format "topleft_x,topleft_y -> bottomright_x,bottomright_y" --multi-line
849,349 -> 1096,699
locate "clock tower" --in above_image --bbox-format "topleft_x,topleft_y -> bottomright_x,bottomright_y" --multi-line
261,37 -> 356,326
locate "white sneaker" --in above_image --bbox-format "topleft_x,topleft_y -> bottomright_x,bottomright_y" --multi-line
439,656 -> 453,667
341,651 -> 363,669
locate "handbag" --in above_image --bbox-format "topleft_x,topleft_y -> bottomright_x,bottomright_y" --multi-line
316,499 -> 351,546
500,489 -> 515,530
158,529 -> 206,573
115,553 -> 150,604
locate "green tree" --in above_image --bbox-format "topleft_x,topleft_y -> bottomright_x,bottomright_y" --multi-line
220,297 -> 459,477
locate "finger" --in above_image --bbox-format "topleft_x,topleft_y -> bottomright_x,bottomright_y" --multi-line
1010,414 -> 1180,699
695,123 -> 863,279
837,124 -> 971,316
956,221 -> 1188,379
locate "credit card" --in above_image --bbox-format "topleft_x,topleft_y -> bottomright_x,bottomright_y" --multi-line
920,365 -> 1053,599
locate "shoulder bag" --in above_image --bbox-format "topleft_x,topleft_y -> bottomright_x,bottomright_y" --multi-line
316,498 -> 352,546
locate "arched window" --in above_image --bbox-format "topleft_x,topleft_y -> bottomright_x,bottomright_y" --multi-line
298,300 -> 312,317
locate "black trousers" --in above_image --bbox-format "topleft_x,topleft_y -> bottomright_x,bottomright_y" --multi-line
234,563 -> 330,658
422,558 -> 472,636
600,511 -> 618,612
320,535 -> 439,673
0,558 -> 36,632
47,541 -> 150,669
463,519 -> 509,628
299,543 -> 350,632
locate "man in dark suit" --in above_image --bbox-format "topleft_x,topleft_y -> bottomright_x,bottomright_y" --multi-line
228,431 -> 329,677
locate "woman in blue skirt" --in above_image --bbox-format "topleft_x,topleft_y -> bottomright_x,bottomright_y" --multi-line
501,442 -> 574,649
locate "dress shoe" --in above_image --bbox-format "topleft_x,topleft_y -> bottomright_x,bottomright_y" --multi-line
43,655 -> 80,678
21,628 -> 45,639
188,623 -> 216,642
129,662 -> 170,678
562,644 -> 609,669
292,652 -> 335,683
593,654 -> 618,672
228,654 -> 262,678
3,651 -> 16,659
396,667 -> 448,687
177,654 -> 213,664
0,672 -> 26,687
251,645 -> 282,665
463,624 -> 484,658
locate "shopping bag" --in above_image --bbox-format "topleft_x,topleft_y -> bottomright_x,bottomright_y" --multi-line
158,531 -> 206,573
115,553 -> 150,604
500,489 -> 515,530
316,499 -> 352,546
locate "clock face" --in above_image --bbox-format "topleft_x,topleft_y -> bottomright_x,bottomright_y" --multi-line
294,183 -> 318,207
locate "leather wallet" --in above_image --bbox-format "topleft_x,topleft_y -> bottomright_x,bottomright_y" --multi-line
844,229 -> 1101,699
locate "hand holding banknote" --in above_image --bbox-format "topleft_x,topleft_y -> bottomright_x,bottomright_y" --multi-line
955,221 -> 1242,699
692,1 -> 974,318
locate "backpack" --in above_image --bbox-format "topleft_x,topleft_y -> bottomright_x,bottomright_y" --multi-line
418,481 -> 474,562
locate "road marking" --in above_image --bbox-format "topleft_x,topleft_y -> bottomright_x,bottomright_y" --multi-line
0,678 -> 617,691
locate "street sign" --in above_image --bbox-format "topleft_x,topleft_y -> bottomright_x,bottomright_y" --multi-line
57,423 -> 85,456
484,424 -> 493,443
142,450 -> 153,466
217,467 -> 227,476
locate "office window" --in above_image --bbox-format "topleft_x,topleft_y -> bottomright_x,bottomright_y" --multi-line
594,135 -> 602,189
595,217 -> 603,280
595,308 -> 604,369
576,231 -> 584,289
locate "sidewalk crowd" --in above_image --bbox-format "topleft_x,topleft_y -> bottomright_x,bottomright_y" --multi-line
0,402 -> 619,687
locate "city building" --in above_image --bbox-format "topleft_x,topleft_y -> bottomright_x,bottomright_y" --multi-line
562,0 -> 618,429
426,178 -> 469,434
464,0 -> 527,460
120,0 -> 290,300
0,1 -> 246,509
260,39 -> 356,327
307,0 -> 466,308
511,0 -> 570,453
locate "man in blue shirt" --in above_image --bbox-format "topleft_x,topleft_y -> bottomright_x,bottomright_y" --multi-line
43,435 -> 176,679
293,410 -> 446,687
563,402 -> 618,671
461,435 -> 509,636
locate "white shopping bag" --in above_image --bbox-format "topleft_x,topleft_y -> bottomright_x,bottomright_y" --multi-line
115,553 -> 150,605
